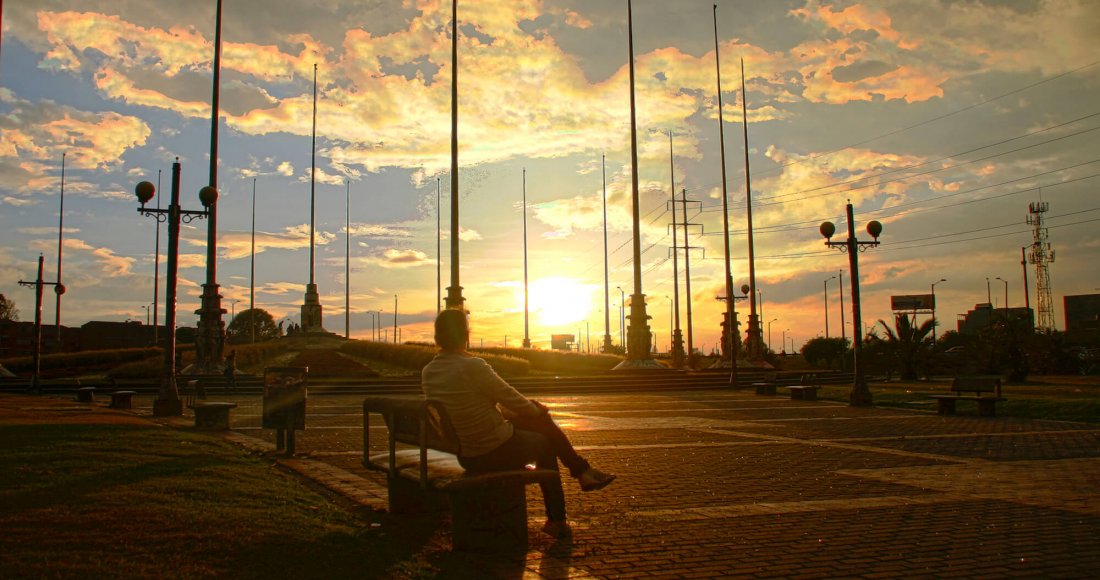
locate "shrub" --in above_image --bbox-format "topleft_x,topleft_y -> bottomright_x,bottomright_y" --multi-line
286,349 -> 378,378
471,347 -> 621,374
3,347 -> 162,377
340,341 -> 530,377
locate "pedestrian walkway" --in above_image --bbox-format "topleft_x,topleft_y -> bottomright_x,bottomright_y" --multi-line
222,390 -> 1100,578
10,389 -> 1099,578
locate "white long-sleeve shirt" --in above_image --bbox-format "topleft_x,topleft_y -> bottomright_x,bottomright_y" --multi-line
421,351 -> 541,457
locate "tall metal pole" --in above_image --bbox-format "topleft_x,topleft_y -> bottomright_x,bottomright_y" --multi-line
249,177 -> 256,343
194,0 -> 225,372
153,169 -> 161,346
602,154 -> 613,353
740,58 -> 762,361
669,133 -> 684,368
393,294 -> 398,344
522,169 -> 531,348
445,0 -> 464,310
1021,246 -> 1031,316
301,63 -> 324,333
345,180 -> 351,338
681,188 -> 695,367
712,4 -> 736,366
931,279 -> 946,343
838,269 -> 846,342
617,0 -> 656,368
437,178 -> 441,313
824,278 -> 830,338
310,64 -> 318,287
55,153 -> 65,341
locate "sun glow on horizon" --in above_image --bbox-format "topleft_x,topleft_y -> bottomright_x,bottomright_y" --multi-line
522,276 -> 593,328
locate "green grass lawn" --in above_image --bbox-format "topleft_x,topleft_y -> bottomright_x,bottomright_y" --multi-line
0,423 -> 451,579
817,375 -> 1100,423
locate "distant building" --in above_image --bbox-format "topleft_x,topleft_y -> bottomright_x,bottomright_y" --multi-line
1063,294 -> 1100,334
79,321 -> 163,351
0,321 -> 80,358
957,304 -> 1034,336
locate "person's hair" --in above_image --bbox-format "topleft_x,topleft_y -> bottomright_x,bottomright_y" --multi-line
434,309 -> 469,350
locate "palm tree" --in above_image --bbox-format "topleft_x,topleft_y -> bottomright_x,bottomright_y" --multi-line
876,314 -> 935,380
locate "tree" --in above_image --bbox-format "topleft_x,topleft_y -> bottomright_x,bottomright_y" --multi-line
800,337 -> 849,370
0,294 -> 18,321
876,314 -> 936,380
226,308 -> 281,344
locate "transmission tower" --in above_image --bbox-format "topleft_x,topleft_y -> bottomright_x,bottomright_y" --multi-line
1026,201 -> 1055,331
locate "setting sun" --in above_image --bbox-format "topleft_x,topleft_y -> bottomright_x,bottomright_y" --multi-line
525,277 -> 593,328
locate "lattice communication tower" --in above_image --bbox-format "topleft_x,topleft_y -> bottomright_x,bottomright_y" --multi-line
1026,201 -> 1055,331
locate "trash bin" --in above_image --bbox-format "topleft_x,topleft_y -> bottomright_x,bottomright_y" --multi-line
262,366 -> 307,455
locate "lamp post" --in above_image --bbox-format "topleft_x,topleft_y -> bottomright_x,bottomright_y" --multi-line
781,328 -> 789,354
995,277 -> 1009,311
193,0 -> 226,373
931,278 -> 946,343
820,202 -> 882,407
230,299 -> 239,321
986,277 -> 992,306
142,304 -> 151,326
824,276 -> 836,338
767,318 -> 778,352
135,160 -> 215,416
18,255 -> 64,393
617,286 -> 626,350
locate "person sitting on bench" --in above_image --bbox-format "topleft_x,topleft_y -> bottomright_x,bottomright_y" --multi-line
422,308 -> 616,538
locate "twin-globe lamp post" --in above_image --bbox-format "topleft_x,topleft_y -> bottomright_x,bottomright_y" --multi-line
135,161 -> 216,417
820,202 -> 882,407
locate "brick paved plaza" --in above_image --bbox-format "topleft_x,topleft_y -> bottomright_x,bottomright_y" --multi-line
210,389 -> 1100,578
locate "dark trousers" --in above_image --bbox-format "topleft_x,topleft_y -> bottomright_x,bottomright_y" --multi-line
458,411 -> 590,521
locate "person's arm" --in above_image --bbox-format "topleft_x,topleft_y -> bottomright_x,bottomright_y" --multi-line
468,358 -> 542,418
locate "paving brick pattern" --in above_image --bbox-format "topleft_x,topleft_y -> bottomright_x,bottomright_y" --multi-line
194,388 -> 1100,578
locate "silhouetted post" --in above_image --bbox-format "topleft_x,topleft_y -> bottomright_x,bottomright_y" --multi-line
522,169 -> 531,348
740,58 -> 764,362
55,153 -> 65,341
194,0 -> 226,372
445,0 -> 465,310
249,177 -> 256,343
821,203 -> 882,407
135,160 -> 215,415
712,4 -> 736,369
615,0 -> 658,369
18,256 -> 63,393
301,63 -> 325,333
668,133 -> 684,369
601,154 -> 613,353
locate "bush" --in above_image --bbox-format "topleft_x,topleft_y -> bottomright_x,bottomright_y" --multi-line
2,347 -> 162,377
471,347 -> 621,374
286,349 -> 378,378
340,341 -> 530,377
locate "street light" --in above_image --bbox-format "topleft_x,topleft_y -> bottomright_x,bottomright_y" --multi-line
781,328 -> 789,354
767,318 -> 778,352
135,160 -> 215,416
931,278 -> 946,344
824,276 -> 837,338
820,202 -> 882,407
616,286 -> 626,350
230,298 -> 240,321
18,255 -> 65,393
995,277 -> 1009,311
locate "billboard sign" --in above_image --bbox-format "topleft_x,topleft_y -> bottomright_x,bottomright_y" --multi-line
891,294 -> 935,312
550,334 -> 575,351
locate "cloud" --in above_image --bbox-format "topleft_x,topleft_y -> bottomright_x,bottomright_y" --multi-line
217,225 -> 336,260
363,248 -> 431,269
0,91 -> 150,197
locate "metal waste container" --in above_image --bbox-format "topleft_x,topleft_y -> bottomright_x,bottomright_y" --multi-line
262,366 -> 307,454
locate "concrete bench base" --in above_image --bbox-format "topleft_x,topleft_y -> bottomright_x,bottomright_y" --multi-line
109,391 -> 137,409
194,402 -> 238,430
754,383 -> 776,396
76,387 -> 96,403
368,449 -> 557,552
786,386 -> 820,401
930,395 -> 1004,417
